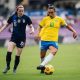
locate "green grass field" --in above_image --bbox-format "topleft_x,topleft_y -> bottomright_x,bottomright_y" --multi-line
0,44 -> 80,80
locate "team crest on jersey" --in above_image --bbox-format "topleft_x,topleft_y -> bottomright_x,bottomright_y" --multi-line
18,19 -> 21,23
50,21 -> 54,27
23,19 -> 25,23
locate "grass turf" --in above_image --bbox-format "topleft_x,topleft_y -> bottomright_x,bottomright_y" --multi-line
0,44 -> 80,80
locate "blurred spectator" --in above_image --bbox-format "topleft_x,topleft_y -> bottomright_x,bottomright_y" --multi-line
16,0 -> 23,5
65,14 -> 74,26
0,0 -> 9,18
75,1 -> 80,9
0,0 -> 5,6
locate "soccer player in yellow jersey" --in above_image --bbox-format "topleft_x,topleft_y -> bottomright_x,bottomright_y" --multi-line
36,5 -> 77,73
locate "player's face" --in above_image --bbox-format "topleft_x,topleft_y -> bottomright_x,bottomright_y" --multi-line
48,9 -> 55,18
17,8 -> 24,17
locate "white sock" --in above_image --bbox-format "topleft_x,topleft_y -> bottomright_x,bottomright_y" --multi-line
40,53 -> 54,66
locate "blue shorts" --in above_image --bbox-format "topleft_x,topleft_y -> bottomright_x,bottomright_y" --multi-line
39,41 -> 58,51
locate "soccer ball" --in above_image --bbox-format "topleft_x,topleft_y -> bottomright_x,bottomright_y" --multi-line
44,65 -> 55,75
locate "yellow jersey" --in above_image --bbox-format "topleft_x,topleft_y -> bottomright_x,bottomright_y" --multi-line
39,16 -> 67,42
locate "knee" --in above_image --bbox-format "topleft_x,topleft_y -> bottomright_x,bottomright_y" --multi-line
7,42 -> 15,52
16,49 -> 22,56
51,50 -> 57,55
16,51 -> 21,56
51,52 -> 57,55
7,46 -> 13,52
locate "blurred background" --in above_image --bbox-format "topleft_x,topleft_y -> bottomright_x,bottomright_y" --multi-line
0,0 -> 80,47
0,1 -> 80,80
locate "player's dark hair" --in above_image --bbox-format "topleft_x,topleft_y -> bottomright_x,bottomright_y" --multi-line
48,4 -> 56,12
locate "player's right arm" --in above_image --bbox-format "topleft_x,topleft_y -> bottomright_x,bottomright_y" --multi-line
38,25 -> 42,35
35,25 -> 42,40
35,17 -> 45,40
0,23 -> 10,33
0,16 -> 13,33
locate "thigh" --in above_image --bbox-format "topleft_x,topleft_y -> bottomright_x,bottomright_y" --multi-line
7,41 -> 16,52
16,47 -> 23,56
49,41 -> 58,49
48,42 -> 58,55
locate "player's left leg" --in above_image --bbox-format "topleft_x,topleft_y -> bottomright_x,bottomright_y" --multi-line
37,41 -> 58,70
39,46 -> 57,68
13,47 -> 23,73
13,39 -> 25,73
37,46 -> 57,71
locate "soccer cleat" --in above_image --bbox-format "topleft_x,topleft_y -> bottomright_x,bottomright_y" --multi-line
40,70 -> 44,74
37,65 -> 45,70
3,66 -> 10,74
13,69 -> 16,74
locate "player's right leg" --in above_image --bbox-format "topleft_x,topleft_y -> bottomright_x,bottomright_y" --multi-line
37,50 -> 47,72
37,41 -> 47,73
3,41 -> 16,74
40,50 -> 47,73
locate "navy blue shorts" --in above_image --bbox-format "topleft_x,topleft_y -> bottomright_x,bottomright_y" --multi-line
39,41 -> 58,51
10,36 -> 26,48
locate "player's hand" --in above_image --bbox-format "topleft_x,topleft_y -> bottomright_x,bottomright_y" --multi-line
29,26 -> 34,34
35,34 -> 40,41
29,31 -> 34,34
73,31 -> 77,39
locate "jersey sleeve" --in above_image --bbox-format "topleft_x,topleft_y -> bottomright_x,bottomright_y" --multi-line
27,16 -> 32,25
60,18 -> 67,26
7,16 -> 13,24
39,18 -> 45,27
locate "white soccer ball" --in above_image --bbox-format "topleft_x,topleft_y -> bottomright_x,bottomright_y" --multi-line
44,65 -> 55,75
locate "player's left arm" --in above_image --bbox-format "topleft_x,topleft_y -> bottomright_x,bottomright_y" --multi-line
27,16 -> 34,34
66,25 -> 77,39
61,18 -> 77,39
